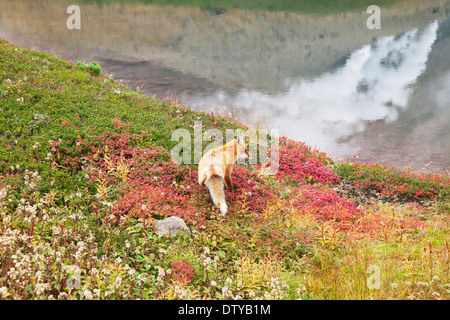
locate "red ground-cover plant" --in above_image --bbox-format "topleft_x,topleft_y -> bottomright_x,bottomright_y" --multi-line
290,185 -> 361,229
96,135 -> 208,225
265,137 -> 339,186
49,130 -> 207,224
103,141 -> 278,223
50,128 -> 281,224
170,259 -> 196,285
50,129 -> 357,229
113,183 -> 201,224
225,166 -> 275,214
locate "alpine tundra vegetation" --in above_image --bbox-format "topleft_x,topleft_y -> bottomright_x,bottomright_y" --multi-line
0,38 -> 449,300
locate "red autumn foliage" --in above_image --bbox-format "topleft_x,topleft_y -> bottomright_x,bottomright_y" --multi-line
113,183 -> 200,223
290,185 -> 361,229
49,130 -> 205,225
353,206 -> 427,238
259,137 -> 339,186
225,166 -> 275,214
48,127 -> 433,244
170,259 -> 196,285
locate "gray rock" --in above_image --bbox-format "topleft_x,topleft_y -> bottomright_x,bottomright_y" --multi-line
154,216 -> 191,236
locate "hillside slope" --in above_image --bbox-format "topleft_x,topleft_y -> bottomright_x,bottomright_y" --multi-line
0,38 -> 449,300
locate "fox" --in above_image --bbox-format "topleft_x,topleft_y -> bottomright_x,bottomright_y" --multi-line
198,136 -> 251,216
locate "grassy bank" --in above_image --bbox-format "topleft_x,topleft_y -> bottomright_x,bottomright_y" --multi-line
77,0 -> 403,14
0,37 -> 449,300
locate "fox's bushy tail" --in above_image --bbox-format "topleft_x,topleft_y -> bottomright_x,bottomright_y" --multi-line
205,174 -> 227,216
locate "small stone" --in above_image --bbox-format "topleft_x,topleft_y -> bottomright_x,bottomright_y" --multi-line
154,216 -> 191,236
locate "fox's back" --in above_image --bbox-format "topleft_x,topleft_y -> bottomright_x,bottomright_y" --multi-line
198,144 -> 233,178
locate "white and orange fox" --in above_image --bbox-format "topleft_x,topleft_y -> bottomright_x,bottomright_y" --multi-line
198,136 -> 251,216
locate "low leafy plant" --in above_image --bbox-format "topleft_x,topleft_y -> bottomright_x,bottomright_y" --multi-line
87,61 -> 102,76
75,61 -> 87,71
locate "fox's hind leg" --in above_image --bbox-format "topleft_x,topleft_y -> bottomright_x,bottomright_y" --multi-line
198,172 -> 207,186
225,167 -> 233,191
225,176 -> 233,191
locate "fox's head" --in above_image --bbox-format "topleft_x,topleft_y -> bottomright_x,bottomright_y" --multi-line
235,135 -> 251,162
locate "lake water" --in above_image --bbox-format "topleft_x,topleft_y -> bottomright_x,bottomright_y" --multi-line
1,0 -> 449,174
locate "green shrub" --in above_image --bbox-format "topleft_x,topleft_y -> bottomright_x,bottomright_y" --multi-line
87,61 -> 101,76
75,61 -> 87,71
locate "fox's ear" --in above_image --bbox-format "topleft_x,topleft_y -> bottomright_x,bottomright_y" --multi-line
236,135 -> 244,145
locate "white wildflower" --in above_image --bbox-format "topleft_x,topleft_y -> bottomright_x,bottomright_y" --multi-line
0,287 -> 9,298
432,292 -> 441,300
34,283 -> 50,296
93,289 -> 101,298
221,286 -> 232,299
417,281 -> 429,287
202,256 -> 212,269
83,290 -> 93,300
58,292 -> 68,299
